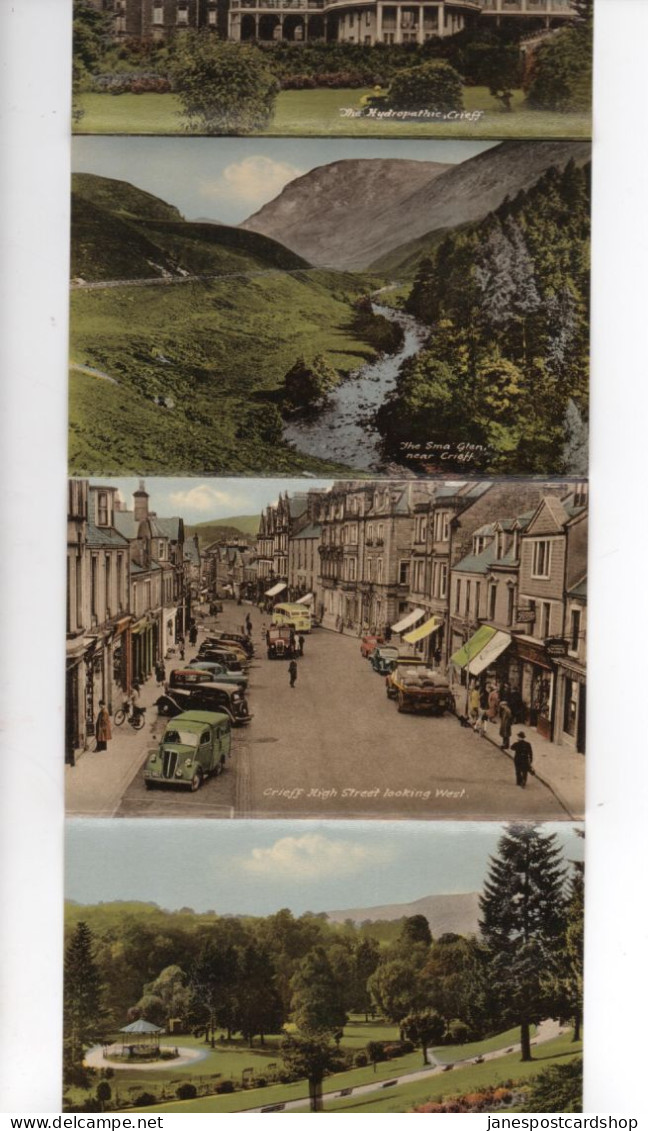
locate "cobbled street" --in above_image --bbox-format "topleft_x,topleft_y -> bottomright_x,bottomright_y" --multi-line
108,603 -> 568,821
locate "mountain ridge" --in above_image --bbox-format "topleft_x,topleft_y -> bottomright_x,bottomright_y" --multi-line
326,891 -> 481,936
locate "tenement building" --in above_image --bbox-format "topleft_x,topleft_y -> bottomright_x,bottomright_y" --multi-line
92,0 -> 577,46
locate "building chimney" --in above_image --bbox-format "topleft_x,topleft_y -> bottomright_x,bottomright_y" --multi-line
133,479 -> 149,524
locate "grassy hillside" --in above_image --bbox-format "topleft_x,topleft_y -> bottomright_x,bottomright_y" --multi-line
369,225 -> 460,279
69,270 -> 384,475
69,175 -> 389,474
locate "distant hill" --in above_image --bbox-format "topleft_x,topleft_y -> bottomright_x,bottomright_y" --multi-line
187,515 -> 260,545
70,173 -> 311,283
326,892 -> 481,937
242,141 -> 590,272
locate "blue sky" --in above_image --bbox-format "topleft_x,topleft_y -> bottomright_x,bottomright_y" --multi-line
90,477 -> 335,525
72,136 -> 495,226
66,820 -> 584,917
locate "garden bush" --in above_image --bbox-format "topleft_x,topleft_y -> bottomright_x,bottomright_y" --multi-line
215,1079 -> 236,1094
386,61 -> 464,113
175,1083 -> 197,1101
133,1093 -> 157,1107
354,1052 -> 368,1068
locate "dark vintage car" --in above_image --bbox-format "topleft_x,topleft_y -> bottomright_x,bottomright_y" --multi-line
196,645 -> 246,673
156,674 -> 251,726
187,659 -> 248,690
144,710 -> 231,791
204,631 -> 254,658
266,625 -> 297,659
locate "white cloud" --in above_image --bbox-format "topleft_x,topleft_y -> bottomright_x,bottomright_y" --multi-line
168,484 -> 248,513
240,834 -> 394,879
199,156 -> 303,207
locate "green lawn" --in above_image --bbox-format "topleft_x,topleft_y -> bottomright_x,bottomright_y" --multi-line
119,1024 -> 578,1114
74,86 -> 591,138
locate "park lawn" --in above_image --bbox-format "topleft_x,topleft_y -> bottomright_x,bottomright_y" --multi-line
74,87 -> 591,138
323,1031 -> 583,1113
68,269 -> 384,476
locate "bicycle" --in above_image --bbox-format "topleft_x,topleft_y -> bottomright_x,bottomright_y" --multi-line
113,703 -> 146,730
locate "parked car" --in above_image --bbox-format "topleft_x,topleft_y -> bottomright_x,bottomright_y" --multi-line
386,665 -> 454,715
371,644 -> 400,675
360,633 -> 384,659
170,666 -> 248,695
201,637 -> 250,666
156,677 -> 251,726
266,625 -> 297,659
203,631 -> 254,658
144,710 -> 231,791
187,660 -> 248,690
196,645 -> 246,673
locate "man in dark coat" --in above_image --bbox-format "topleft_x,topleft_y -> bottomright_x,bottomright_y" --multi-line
511,730 -> 533,787
298,633 -> 305,657
95,701 -> 111,751
499,701 -> 513,750
288,659 -> 298,688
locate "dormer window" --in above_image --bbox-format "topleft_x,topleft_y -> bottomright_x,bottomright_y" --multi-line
153,0 -> 163,24
97,492 -> 109,527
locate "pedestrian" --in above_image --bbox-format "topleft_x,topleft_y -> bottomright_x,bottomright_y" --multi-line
499,700 -> 513,750
189,623 -> 198,646
245,614 -> 252,637
488,685 -> 500,721
384,624 -> 392,642
298,633 -> 305,657
511,730 -> 534,787
468,683 -> 481,725
433,647 -> 442,668
155,661 -> 166,686
510,687 -> 523,724
288,659 -> 298,688
95,700 -> 111,751
179,638 -> 185,661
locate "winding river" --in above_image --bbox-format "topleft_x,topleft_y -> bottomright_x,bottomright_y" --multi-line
283,300 -> 429,471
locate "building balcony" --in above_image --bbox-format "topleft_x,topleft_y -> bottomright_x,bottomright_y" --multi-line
479,0 -> 574,14
231,0 -> 325,9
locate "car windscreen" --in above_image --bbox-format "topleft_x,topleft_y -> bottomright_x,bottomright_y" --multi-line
163,729 -> 200,747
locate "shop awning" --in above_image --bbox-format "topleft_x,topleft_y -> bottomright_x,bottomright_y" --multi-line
467,630 -> 511,676
391,608 -> 425,634
403,616 -> 442,645
451,625 -> 496,669
265,582 -> 287,597
296,593 -> 313,605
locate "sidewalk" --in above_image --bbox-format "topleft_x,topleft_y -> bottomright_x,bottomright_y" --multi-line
456,697 -> 585,819
65,636 -> 204,818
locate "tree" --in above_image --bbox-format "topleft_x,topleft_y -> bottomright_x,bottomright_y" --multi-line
290,947 -> 348,1035
72,0 -> 111,119
473,44 -> 522,112
524,1058 -> 583,1112
561,399 -> 588,477
168,34 -> 278,135
95,1081 -> 112,1113
280,1033 -> 339,1113
525,27 -> 592,114
544,834 -> 584,1041
189,941 -> 239,1045
387,62 -> 464,114
399,915 -> 432,948
401,1011 -> 445,1066
64,922 -> 106,1070
234,942 -> 284,1047
368,957 -> 429,1025
283,355 -> 340,411
479,825 -> 568,1061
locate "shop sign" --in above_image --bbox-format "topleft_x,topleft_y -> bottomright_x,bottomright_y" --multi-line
545,637 -> 568,657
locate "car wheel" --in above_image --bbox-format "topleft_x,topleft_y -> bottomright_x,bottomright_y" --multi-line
114,709 -> 126,726
190,768 -> 203,792
158,699 -> 172,716
397,693 -> 405,713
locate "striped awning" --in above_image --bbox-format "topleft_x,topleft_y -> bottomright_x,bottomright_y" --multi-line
403,616 -> 442,645
296,593 -> 313,605
451,625 -> 496,669
467,630 -> 511,676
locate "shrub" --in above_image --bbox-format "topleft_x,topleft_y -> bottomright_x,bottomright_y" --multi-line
354,1052 -> 368,1068
447,1019 -> 472,1044
215,1079 -> 236,1094
168,34 -> 278,135
525,28 -> 592,113
387,61 -> 464,113
133,1093 -> 157,1107
175,1083 -> 197,1100
366,1040 -> 387,1064
256,1077 -> 268,1088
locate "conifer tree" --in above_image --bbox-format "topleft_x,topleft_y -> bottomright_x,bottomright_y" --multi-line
64,922 -> 105,1069
479,825 -> 567,1061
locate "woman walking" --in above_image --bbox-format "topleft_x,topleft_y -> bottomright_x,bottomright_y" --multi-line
95,700 -> 111,751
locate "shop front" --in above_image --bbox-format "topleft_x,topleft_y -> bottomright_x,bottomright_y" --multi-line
512,636 -> 555,741
131,614 -> 159,685
553,656 -> 586,754
403,615 -> 443,665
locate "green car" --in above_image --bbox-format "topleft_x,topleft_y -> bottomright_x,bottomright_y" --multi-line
371,645 -> 400,675
144,710 -> 231,792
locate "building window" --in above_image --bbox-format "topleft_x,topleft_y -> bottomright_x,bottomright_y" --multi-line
208,7 -> 217,23
489,584 -> 497,622
177,2 -> 189,24
455,579 -> 461,615
570,608 -> 581,653
377,559 -> 383,583
442,513 -> 450,541
475,581 -> 481,618
439,562 -> 448,599
415,515 -> 427,543
507,585 -> 515,626
91,555 -> 98,619
532,539 -> 552,578
105,554 -> 112,616
153,2 -> 163,24
541,601 -> 551,639
349,557 -> 357,582
465,580 -> 471,617
97,491 -> 109,526
399,560 -> 410,586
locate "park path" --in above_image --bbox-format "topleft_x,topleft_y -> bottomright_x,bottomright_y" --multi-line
244,1019 -> 565,1113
